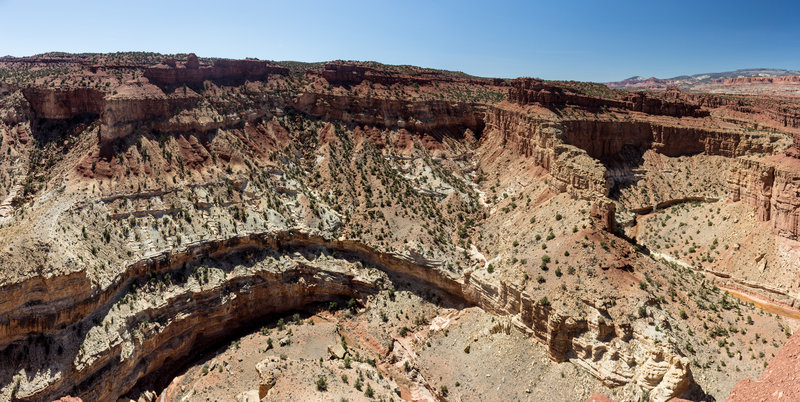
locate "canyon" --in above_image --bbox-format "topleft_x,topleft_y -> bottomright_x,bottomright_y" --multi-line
1,53 -> 799,401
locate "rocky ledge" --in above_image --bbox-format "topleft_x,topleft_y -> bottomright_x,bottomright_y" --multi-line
1,231 -> 691,402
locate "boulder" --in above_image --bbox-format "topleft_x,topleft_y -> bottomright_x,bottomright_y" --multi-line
256,358 -> 283,399
236,390 -> 260,402
327,343 -> 347,359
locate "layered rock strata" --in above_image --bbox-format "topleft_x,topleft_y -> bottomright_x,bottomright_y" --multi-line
2,231 -> 692,402
14,85 -> 484,148
728,156 -> 800,240
144,54 -> 289,89
481,103 -> 785,217
320,62 -> 502,87
508,78 -> 707,118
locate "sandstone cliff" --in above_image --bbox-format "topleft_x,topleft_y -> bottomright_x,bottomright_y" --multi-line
727,155 -> 800,240
144,54 -> 289,89
509,78 -> 708,118
2,53 -> 798,402
0,231 -> 693,402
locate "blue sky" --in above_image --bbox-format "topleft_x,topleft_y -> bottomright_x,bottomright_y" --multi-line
1,0 -> 798,82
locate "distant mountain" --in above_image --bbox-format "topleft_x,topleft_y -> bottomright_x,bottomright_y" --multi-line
606,68 -> 800,91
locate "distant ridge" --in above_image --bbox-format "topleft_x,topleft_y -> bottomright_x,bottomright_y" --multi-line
606,68 -> 800,95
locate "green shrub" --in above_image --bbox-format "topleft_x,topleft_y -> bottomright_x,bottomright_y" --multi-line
316,376 -> 328,391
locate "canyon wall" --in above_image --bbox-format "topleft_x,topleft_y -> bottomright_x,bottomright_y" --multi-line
21,88 -> 104,120
728,157 -> 800,240
16,83 -> 484,148
144,54 -> 289,89
291,92 -> 485,137
101,86 -> 203,142
1,231 -> 691,402
665,91 -> 800,130
319,62 -> 503,87
463,270 -> 690,402
482,103 -> 786,204
561,120 -> 783,159
481,106 -> 609,199
508,78 -> 707,118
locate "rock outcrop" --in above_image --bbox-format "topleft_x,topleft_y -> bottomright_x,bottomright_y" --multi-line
728,330 -> 800,401
508,78 -> 708,118
319,61 -> 501,87
482,103 -> 785,205
292,92 -> 485,137
717,75 -> 800,85
463,270 -> 691,402
0,231 -> 692,402
21,88 -> 104,120
728,156 -> 800,240
144,54 -> 289,89
4,53 -> 798,402
15,73 -> 484,149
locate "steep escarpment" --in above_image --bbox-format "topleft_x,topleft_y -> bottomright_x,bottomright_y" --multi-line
291,92 -> 485,137
20,87 -> 104,120
101,84 -> 203,142
3,53 -> 800,402
463,270 -> 692,402
14,73 -> 485,152
1,231 -> 692,402
561,120 -> 783,159
728,155 -> 800,240
509,78 -> 707,118
320,61 -> 503,87
143,53 -> 289,90
480,106 -> 609,198
663,90 -> 800,130
481,101 -> 786,206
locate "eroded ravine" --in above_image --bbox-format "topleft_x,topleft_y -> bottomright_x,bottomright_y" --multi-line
5,62 -> 791,401
1,230 -> 695,402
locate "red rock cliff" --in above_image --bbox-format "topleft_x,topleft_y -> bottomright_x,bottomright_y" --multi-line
320,62 -> 500,87
144,54 -> 289,89
21,87 -> 105,119
508,78 -> 708,118
728,155 -> 800,240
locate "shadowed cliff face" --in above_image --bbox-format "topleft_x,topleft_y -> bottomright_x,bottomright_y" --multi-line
1,231 -> 693,402
143,56 -> 290,91
1,53 -> 800,402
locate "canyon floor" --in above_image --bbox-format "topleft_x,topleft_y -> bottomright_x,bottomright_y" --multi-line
1,53 -> 800,402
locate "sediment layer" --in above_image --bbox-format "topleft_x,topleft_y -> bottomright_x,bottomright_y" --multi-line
2,231 -> 690,402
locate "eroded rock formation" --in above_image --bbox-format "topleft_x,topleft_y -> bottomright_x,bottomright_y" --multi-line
0,231 -> 692,402
728,156 -> 800,240
509,78 -> 707,118
2,53 -> 799,402
144,54 -> 289,89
